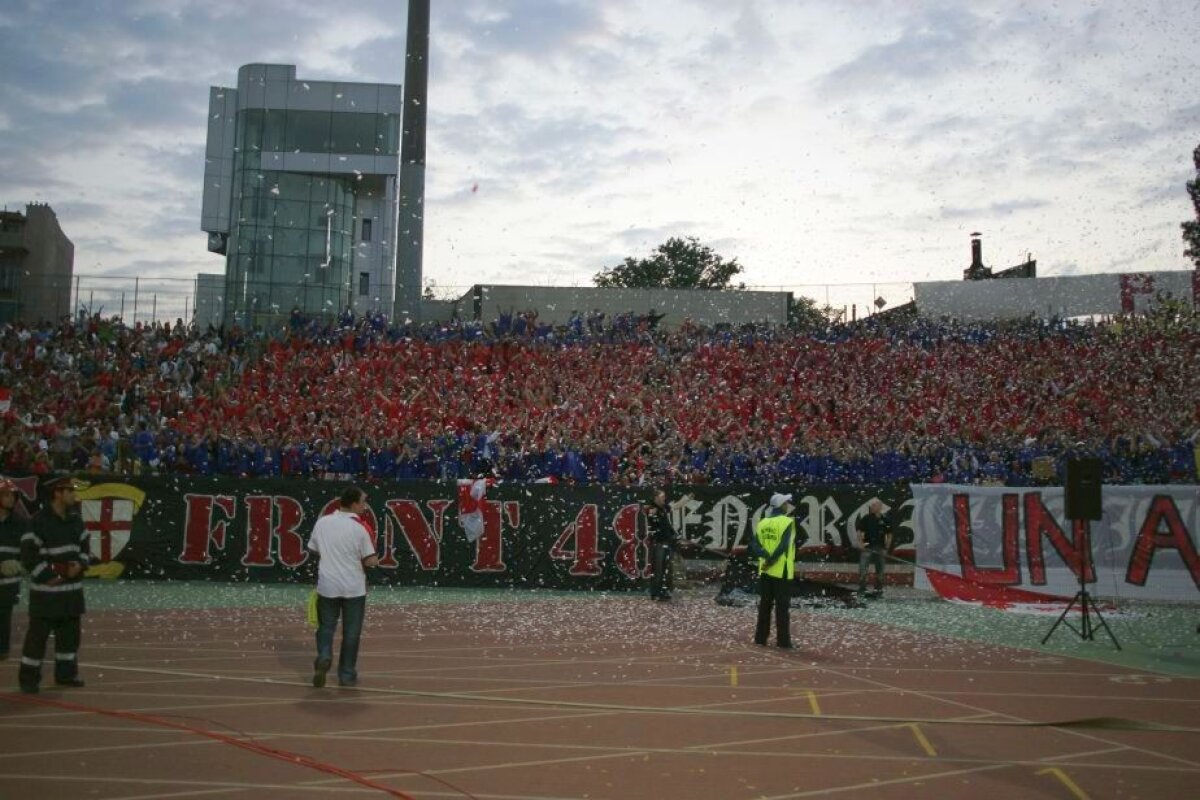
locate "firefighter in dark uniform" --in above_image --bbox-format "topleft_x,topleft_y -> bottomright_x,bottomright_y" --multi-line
19,476 -> 93,693
0,476 -> 25,660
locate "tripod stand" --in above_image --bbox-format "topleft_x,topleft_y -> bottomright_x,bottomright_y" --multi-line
1041,522 -> 1121,650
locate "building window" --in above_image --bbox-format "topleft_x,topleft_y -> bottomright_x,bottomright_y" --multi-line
361,218 -> 372,242
359,272 -> 370,297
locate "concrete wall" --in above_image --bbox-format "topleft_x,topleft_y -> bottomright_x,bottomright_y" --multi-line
421,299 -> 458,323
914,271 -> 1199,320
462,285 -> 789,329
350,176 -> 393,317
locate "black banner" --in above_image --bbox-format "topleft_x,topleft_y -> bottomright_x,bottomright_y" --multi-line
14,477 -> 913,590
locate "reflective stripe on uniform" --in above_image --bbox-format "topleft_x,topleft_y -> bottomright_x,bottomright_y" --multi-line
0,575 -> 21,586
55,653 -> 76,661
30,582 -> 84,593
20,532 -> 43,545
21,657 -> 41,667
41,544 -> 81,556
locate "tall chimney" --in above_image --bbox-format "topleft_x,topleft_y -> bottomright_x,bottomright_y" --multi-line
964,231 -> 989,280
394,0 -> 430,324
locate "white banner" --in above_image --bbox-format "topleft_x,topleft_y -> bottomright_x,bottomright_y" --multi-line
913,484 -> 1200,602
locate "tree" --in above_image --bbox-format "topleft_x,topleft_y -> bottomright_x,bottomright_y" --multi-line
593,236 -> 744,289
788,295 -> 835,329
1184,142 -> 1200,269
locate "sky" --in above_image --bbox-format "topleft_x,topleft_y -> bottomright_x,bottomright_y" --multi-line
2,0 -> 1198,317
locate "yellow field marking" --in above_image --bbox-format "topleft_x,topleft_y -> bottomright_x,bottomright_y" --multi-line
907,723 -> 937,756
730,666 -> 739,687
1036,767 -> 1091,800
806,690 -> 821,716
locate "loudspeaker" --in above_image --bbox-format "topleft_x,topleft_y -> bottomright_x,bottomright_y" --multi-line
1065,458 -> 1103,520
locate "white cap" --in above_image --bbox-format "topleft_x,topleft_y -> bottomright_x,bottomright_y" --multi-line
769,492 -> 793,509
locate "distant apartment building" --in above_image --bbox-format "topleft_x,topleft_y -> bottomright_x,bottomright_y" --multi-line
0,202 -> 75,324
200,63 -> 402,326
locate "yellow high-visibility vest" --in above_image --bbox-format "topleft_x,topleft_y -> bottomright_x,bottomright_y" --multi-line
756,514 -> 796,579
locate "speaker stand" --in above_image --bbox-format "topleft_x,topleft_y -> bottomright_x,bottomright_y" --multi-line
1042,578 -> 1121,650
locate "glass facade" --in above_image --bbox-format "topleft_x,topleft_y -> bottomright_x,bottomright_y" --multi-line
224,108 -> 400,324
236,109 -> 400,157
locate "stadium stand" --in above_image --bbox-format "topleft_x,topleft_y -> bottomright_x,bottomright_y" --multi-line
1,305 -> 1197,486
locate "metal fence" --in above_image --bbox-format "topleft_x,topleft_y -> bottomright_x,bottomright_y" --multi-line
4,274 -> 200,327
4,273 -> 916,327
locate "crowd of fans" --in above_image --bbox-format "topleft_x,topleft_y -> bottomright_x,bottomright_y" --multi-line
1,302 -> 1197,487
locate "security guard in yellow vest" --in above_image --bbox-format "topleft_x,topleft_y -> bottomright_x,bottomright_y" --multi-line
754,493 -> 796,649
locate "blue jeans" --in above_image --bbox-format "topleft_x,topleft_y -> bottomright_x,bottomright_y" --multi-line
858,548 -> 885,593
315,595 -> 366,683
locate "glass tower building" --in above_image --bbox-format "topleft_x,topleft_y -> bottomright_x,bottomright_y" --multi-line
201,64 -> 402,325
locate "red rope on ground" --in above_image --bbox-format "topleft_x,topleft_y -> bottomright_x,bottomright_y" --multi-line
2,693 -> 420,799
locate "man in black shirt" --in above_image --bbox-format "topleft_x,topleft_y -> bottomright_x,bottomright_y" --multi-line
855,500 -> 891,598
19,476 -> 93,693
646,489 -> 691,601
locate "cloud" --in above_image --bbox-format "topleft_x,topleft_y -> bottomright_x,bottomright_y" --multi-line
1,0 -> 1197,318
940,198 -> 1049,220
441,0 -> 605,58
818,7 -> 986,98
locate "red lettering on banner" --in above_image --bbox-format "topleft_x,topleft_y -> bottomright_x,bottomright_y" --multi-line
1023,493 -> 1093,584
386,499 -> 445,570
470,500 -> 507,573
3,478 -> 36,525
274,496 -> 307,567
241,496 -> 308,568
953,493 -> 1021,584
242,496 -> 273,566
1125,495 -> 1200,587
178,494 -> 236,564
503,501 -> 520,530
551,504 -> 602,576
611,503 -> 646,580
377,518 -> 399,568
12,476 -> 38,504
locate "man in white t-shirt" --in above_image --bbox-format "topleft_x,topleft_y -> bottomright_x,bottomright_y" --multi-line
307,486 -> 379,688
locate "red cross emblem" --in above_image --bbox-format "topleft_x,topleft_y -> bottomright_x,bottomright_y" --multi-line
82,498 -> 134,562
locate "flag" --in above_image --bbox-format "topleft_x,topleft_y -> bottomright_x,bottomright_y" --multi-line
458,478 -> 488,543
306,590 -> 319,628
0,387 -> 10,414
